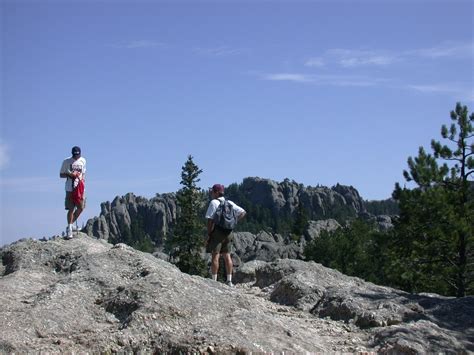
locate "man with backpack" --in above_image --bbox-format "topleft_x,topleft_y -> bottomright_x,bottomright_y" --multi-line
59,146 -> 86,239
205,183 -> 246,286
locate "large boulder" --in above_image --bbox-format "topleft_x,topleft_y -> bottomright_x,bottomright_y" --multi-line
0,235 -> 367,353
248,259 -> 472,352
1,236 -> 471,353
232,231 -> 303,262
304,219 -> 341,241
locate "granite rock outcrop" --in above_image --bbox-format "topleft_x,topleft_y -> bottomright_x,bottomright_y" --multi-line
84,192 -> 177,243
83,177 -> 383,245
1,235 -> 472,353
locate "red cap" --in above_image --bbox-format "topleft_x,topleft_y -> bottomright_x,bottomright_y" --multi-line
212,184 -> 225,194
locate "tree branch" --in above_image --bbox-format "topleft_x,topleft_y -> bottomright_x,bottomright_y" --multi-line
442,157 -> 462,162
442,277 -> 458,290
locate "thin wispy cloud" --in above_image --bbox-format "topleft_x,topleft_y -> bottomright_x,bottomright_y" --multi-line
405,84 -> 458,94
408,42 -> 474,59
111,40 -> 166,49
0,141 -> 9,170
261,71 -> 474,102
405,84 -> 474,102
193,46 -> 248,56
263,73 -> 314,83
262,73 -> 389,87
305,57 -> 325,68
305,41 -> 473,69
325,49 -> 398,68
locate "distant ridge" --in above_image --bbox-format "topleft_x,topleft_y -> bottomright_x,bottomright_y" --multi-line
83,177 -> 397,246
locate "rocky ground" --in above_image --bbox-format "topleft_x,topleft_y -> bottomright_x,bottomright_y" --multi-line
1,233 -> 472,353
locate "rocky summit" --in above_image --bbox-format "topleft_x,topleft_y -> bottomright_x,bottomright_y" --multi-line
1,234 -> 473,353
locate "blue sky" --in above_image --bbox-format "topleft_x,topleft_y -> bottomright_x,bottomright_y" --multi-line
1,0 -> 473,245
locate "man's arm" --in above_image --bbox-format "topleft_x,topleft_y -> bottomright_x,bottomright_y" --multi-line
207,219 -> 215,236
231,201 -> 246,222
60,168 -> 79,179
238,211 -> 246,222
59,160 -> 77,179
206,219 -> 215,245
60,171 -> 78,179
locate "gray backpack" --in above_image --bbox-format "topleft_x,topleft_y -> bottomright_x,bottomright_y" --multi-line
213,199 -> 238,231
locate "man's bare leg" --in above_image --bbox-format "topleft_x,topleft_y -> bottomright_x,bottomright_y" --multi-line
73,207 -> 83,224
222,253 -> 233,276
211,252 -> 220,277
222,252 -> 233,285
67,209 -> 75,224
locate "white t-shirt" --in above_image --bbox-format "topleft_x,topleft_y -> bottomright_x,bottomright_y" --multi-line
205,197 -> 245,219
60,156 -> 86,192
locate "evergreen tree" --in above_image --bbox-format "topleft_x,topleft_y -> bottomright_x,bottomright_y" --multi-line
393,103 -> 473,297
168,155 -> 207,276
304,219 -> 391,284
292,203 -> 309,237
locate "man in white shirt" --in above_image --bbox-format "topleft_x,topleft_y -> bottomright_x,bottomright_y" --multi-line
59,146 -> 86,239
205,183 -> 246,286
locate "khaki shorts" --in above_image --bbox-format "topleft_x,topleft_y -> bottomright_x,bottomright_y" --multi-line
206,227 -> 233,254
65,191 -> 86,210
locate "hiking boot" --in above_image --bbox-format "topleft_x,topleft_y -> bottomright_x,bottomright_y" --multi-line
226,281 -> 234,287
65,226 -> 73,240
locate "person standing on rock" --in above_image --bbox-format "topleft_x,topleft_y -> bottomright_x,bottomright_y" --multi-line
205,184 -> 246,286
59,146 -> 86,239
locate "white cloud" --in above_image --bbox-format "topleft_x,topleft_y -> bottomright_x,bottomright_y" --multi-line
305,57 -> 325,68
408,42 -> 474,59
405,84 -> 455,93
262,73 -> 314,83
304,42 -> 473,70
261,72 -> 473,102
405,84 -> 474,102
262,73 -> 389,87
326,49 -> 397,67
339,55 -> 395,67
193,46 -> 247,56
111,40 -> 165,49
0,142 -> 9,170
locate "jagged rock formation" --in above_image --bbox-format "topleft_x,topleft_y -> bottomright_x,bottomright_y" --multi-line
84,192 -> 177,243
237,177 -> 366,218
1,235 -> 471,353
84,177 -> 385,245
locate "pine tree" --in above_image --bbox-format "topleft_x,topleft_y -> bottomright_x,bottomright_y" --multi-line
304,219 -> 391,285
393,103 -> 473,296
292,203 -> 309,237
168,155 -> 207,276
